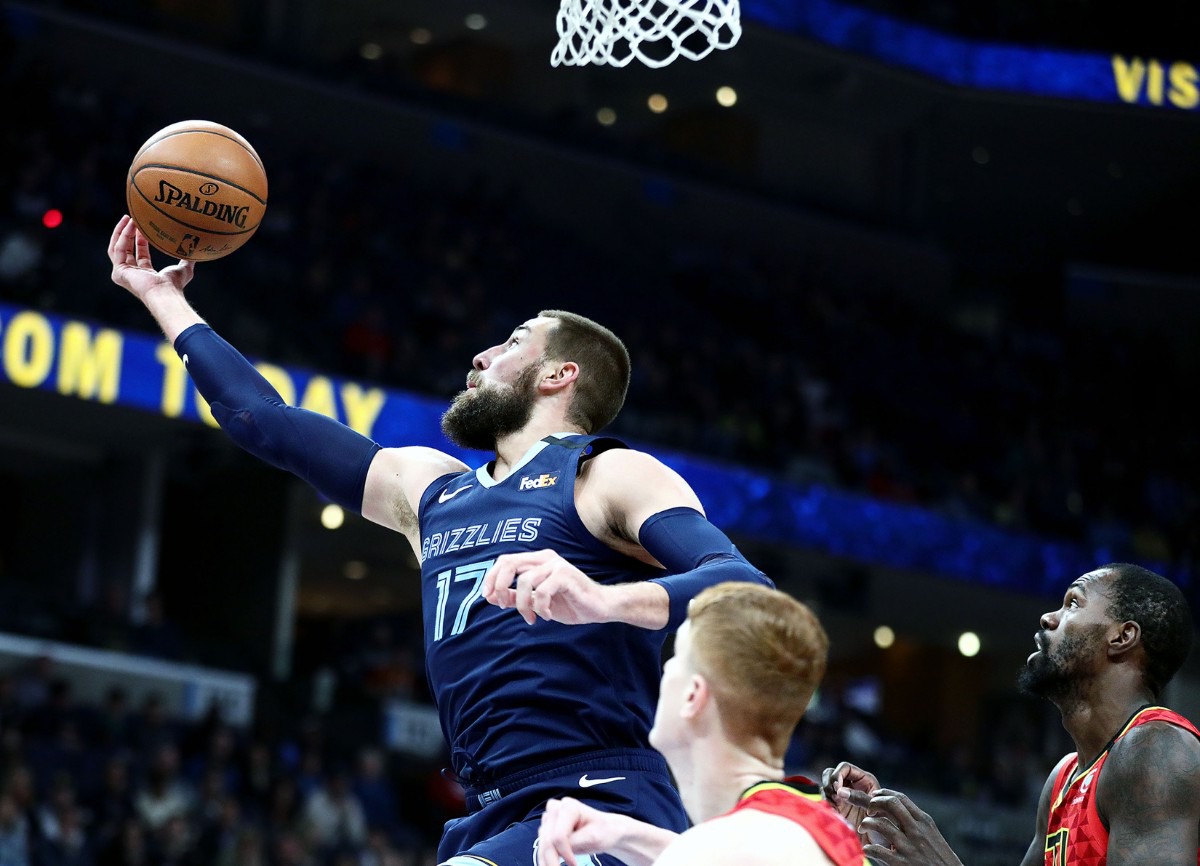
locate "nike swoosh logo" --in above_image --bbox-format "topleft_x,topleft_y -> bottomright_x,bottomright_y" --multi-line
579,774 -> 626,788
438,484 -> 473,503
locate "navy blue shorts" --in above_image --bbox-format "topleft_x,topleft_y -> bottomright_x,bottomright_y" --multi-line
436,749 -> 689,866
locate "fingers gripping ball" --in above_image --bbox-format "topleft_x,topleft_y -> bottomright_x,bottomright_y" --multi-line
126,120 -> 268,261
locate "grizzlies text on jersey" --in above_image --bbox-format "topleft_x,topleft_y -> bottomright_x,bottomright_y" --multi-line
418,434 -> 668,783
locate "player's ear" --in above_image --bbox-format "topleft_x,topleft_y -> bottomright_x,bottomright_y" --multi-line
1109,619 -> 1140,659
681,674 -> 709,720
541,360 -> 579,394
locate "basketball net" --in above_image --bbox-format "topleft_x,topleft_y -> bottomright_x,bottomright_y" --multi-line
551,0 -> 741,68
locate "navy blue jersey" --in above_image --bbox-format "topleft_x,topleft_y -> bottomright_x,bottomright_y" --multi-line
417,434 -> 666,783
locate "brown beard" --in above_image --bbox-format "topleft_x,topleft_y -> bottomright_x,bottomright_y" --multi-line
441,362 -> 541,452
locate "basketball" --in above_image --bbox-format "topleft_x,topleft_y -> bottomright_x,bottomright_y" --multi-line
126,120 -> 268,262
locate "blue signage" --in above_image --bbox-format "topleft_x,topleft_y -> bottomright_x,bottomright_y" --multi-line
743,0 -> 1200,110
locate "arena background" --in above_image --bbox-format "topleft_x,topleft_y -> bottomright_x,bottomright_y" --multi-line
1,1 -> 1198,864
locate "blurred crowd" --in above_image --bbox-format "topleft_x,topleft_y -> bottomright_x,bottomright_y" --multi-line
0,654 -> 451,866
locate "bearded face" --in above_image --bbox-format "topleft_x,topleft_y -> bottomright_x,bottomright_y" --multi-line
441,362 -> 542,452
1018,623 -> 1106,703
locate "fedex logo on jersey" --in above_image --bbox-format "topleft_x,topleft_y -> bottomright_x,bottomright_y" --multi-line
421,517 -> 543,560
520,472 -> 560,491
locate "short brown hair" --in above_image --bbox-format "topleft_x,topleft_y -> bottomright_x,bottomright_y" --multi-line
540,310 -> 631,433
688,582 -> 828,756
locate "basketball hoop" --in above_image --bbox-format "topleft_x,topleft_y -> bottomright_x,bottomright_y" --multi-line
551,0 -> 741,69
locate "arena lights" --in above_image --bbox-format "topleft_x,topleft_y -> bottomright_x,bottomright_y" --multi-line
716,85 -> 738,106
343,560 -> 368,580
647,93 -> 669,113
359,42 -> 383,61
958,631 -> 981,657
410,27 -> 433,45
873,625 -> 895,649
465,13 -> 487,30
320,504 -> 345,530
596,107 -> 617,126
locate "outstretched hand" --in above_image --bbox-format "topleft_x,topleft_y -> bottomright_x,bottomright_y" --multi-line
482,549 -> 610,625
108,215 -> 195,300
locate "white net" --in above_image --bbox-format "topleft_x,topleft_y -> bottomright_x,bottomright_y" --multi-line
552,0 -> 741,69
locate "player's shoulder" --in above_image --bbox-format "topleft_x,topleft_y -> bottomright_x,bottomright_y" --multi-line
655,811 -> 831,866
1098,714 -> 1200,824
581,444 -> 688,488
1109,715 -> 1200,771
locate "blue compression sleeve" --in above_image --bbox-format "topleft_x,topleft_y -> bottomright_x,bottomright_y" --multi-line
174,324 -> 381,511
640,506 -> 774,631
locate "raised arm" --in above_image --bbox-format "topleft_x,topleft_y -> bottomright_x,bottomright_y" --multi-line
1099,722 -> 1200,866
108,215 -> 464,550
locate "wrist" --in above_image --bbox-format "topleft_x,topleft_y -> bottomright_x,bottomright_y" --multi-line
610,815 -> 676,866
143,286 -> 203,343
606,582 -> 669,630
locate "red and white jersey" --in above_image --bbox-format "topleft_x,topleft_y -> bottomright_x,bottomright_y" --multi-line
1044,706 -> 1200,866
727,778 -> 872,866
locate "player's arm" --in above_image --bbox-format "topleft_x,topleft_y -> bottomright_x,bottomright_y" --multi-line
537,797 -> 678,866
109,215 -> 465,539
482,449 -> 771,629
601,448 -> 773,630
1098,722 -> 1200,866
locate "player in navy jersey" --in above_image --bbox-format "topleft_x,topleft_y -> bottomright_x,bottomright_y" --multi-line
108,215 -> 773,866
821,563 -> 1200,866
536,582 -> 871,866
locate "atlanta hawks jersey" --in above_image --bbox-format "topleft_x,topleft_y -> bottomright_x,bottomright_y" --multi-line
1045,706 -> 1200,866
417,434 -> 667,783
727,778 -> 872,866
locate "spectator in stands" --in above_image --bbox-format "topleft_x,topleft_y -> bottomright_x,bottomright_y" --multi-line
89,688 -> 132,754
152,814 -> 194,866
221,827 -> 265,866
10,658 -> 53,715
1,766 -> 37,851
81,755 -> 134,858
95,818 -> 146,866
32,798 -> 92,866
350,747 -> 409,846
0,788 -> 30,866
126,695 -> 176,766
236,740 -> 275,823
133,744 -> 194,833
192,794 -> 244,866
261,777 -> 304,854
301,764 -> 367,854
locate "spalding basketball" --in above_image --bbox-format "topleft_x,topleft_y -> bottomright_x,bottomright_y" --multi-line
126,120 -> 268,262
